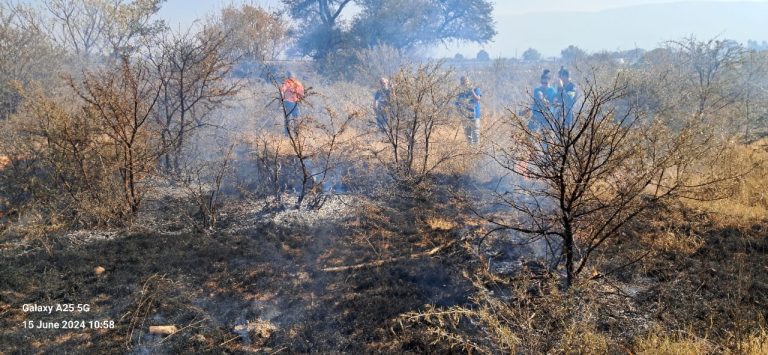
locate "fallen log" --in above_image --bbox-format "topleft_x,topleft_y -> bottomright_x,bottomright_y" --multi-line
321,241 -> 455,273
149,325 -> 178,335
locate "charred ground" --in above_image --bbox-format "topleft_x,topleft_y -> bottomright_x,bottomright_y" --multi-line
0,187 -> 480,353
1,181 -> 767,353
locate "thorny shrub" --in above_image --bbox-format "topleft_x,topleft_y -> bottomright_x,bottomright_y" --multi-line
375,62 -> 470,187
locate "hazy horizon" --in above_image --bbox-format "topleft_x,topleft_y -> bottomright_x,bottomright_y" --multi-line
156,0 -> 768,58
437,1 -> 768,58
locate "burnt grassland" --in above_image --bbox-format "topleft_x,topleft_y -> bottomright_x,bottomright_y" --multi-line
0,188 -> 479,353
1,175 -> 766,353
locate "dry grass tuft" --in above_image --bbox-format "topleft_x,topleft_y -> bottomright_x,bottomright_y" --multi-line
647,231 -> 705,255
634,328 -> 713,355
736,327 -> 768,355
557,324 -> 611,355
425,217 -> 455,231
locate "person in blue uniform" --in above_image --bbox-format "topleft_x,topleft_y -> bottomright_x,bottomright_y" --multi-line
530,69 -> 557,130
555,66 -> 577,126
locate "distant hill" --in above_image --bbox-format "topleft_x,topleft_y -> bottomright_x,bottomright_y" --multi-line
479,1 -> 768,57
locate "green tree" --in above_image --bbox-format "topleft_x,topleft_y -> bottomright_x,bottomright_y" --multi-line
283,0 -> 495,61
561,45 -> 587,62
477,49 -> 490,61
351,0 -> 495,50
282,0 -> 354,59
522,47 -> 541,61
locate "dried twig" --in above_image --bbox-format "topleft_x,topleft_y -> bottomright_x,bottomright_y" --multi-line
321,240 -> 454,272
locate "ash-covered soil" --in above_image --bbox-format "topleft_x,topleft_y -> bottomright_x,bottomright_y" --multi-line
1,192 -> 766,353
0,194 -> 478,353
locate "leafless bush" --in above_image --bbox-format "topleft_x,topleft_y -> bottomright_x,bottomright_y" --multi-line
635,37 -> 765,139
375,62 -> 466,186
247,133 -> 291,206
0,4 -> 65,119
484,71 -> 751,287
737,51 -> 768,140
11,0 -> 165,59
350,44 -> 414,84
71,57 -> 166,215
0,56 -> 170,227
179,144 -> 235,230
148,27 -> 239,172
266,75 -> 358,209
667,37 -> 745,119
2,85 -> 124,226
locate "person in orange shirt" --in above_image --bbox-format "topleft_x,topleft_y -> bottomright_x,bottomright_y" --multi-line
281,71 -> 305,119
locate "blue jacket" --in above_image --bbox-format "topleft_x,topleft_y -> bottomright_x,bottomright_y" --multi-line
556,82 -> 578,126
531,86 -> 557,129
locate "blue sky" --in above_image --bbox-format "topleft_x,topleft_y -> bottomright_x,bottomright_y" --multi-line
158,0 -> 281,29
157,0 -> 768,57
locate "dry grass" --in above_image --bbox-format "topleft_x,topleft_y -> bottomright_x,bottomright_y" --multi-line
240,131 -> 296,157
634,328 -> 713,355
425,217 -> 456,231
397,156 -> 768,354
645,230 -> 706,255
396,274 -> 625,354
737,328 -> 768,355
238,113 -> 478,187
685,140 -> 768,220
557,325 -> 611,355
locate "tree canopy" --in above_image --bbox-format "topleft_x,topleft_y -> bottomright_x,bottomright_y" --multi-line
476,49 -> 490,61
522,47 -> 541,61
561,45 -> 587,62
13,0 -> 167,59
209,4 -> 288,63
283,0 -> 495,59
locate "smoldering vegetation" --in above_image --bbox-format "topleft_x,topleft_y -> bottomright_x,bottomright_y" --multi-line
0,1 -> 767,354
